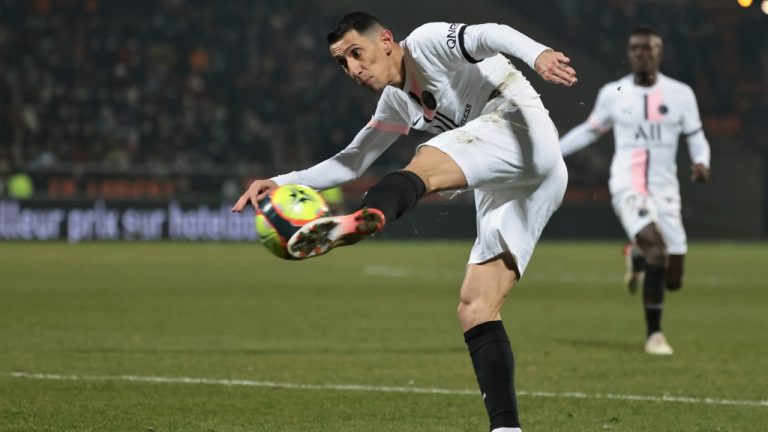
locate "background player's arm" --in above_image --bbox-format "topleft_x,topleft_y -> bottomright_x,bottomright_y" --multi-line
687,132 -> 710,183
681,87 -> 711,183
231,126 -> 400,211
559,122 -> 606,156
560,86 -> 613,156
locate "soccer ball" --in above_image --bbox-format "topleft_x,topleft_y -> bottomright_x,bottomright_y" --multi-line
255,184 -> 331,259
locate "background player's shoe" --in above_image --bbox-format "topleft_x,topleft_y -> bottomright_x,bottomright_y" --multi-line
645,332 -> 674,355
287,208 -> 385,259
623,243 -> 645,295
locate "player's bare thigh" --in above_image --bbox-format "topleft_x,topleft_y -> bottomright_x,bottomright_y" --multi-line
457,253 -> 519,332
404,146 -> 468,193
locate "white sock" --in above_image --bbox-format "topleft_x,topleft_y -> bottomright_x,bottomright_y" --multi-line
491,428 -> 522,432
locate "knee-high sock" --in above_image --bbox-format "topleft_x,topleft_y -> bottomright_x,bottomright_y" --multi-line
358,170 -> 426,223
464,321 -> 520,429
643,264 -> 666,336
631,247 -> 646,272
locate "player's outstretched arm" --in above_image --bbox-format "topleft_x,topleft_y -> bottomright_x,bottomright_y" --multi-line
534,49 -> 577,87
231,179 -> 278,212
451,23 -> 577,86
231,124 -> 401,212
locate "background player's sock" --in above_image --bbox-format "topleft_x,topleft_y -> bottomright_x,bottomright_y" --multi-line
631,248 -> 646,273
666,254 -> 684,291
643,264 -> 666,336
464,321 -> 521,430
358,170 -> 426,223
492,428 -> 522,432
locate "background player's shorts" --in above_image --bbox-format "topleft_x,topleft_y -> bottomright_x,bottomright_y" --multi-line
611,190 -> 688,255
418,96 -> 568,277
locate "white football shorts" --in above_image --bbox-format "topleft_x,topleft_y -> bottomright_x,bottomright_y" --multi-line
611,189 -> 688,255
418,96 -> 568,277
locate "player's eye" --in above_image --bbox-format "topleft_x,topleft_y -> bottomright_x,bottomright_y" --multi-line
337,58 -> 348,69
351,48 -> 362,59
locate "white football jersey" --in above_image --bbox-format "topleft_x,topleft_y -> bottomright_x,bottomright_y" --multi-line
370,22 -> 545,136
560,73 -> 710,195
272,22 -> 548,189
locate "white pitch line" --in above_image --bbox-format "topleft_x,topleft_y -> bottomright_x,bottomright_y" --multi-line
7,372 -> 768,408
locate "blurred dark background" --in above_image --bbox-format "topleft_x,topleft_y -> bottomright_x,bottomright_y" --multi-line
0,0 -> 766,241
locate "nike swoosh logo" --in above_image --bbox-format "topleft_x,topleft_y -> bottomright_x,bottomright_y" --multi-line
412,116 -> 422,126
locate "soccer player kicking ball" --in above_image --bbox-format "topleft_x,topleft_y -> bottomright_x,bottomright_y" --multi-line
233,12 -> 576,431
559,27 -> 711,355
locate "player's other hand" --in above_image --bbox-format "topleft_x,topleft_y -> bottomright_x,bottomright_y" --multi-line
231,179 -> 279,212
534,49 -> 577,87
691,163 -> 709,183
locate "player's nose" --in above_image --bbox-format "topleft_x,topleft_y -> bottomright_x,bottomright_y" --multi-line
347,59 -> 364,76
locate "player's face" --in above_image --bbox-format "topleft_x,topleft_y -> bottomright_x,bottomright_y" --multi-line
628,34 -> 663,74
329,29 -> 395,92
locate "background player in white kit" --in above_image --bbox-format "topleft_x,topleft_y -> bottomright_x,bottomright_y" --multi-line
233,12 -> 577,432
559,27 -> 711,355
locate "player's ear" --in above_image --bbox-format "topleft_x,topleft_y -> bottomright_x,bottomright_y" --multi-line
380,29 -> 395,54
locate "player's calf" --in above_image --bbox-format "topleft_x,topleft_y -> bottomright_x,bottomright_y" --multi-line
464,321 -> 521,430
666,254 -> 685,291
623,243 -> 646,295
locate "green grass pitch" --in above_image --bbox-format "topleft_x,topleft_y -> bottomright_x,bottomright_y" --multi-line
1,241 -> 766,431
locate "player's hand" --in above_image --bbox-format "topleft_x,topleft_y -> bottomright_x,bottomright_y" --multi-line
691,163 -> 709,184
231,179 -> 278,212
534,49 -> 577,87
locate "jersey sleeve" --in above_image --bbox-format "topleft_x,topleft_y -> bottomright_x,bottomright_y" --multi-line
559,85 -> 613,156
680,86 -> 704,135
369,87 -> 413,134
270,125 -> 400,190
587,84 -> 614,132
559,122 -> 601,156
270,92 -> 406,190
408,22 -> 548,71
461,23 -> 550,70
680,86 -> 711,167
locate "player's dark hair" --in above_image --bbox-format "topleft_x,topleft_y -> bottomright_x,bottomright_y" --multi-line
631,26 -> 661,39
327,12 -> 383,44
